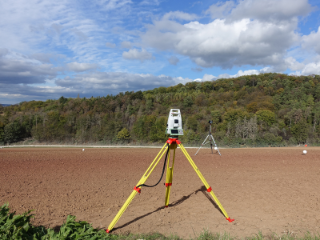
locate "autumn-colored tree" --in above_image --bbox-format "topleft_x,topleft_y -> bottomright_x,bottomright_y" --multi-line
256,110 -> 276,126
117,128 -> 130,141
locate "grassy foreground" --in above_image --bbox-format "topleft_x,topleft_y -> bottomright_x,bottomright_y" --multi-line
1,204 -> 319,240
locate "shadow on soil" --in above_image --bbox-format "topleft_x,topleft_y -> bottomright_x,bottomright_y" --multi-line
112,185 -> 223,232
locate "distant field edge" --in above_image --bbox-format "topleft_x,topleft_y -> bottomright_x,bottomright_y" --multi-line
1,144 -> 316,150
0,144 -> 168,149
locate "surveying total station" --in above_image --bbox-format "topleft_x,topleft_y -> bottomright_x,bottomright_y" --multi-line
106,109 -> 234,233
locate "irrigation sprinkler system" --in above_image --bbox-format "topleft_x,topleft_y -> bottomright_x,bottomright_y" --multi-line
106,109 -> 234,233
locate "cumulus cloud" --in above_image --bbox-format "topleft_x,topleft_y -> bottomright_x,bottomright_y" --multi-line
168,56 -> 179,65
0,52 -> 58,84
140,0 -> 312,70
300,61 -> 320,75
202,74 -> 215,81
216,67 -> 273,79
284,57 -> 305,71
292,56 -> 320,75
302,26 -> 320,54
122,48 -> 153,62
66,62 -> 99,72
142,18 -> 298,69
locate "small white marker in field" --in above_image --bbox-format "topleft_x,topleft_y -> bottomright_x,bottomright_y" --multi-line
214,147 -> 217,150
82,149 -> 85,151
303,150 -> 307,155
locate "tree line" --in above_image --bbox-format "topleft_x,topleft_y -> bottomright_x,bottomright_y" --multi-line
1,73 -> 320,147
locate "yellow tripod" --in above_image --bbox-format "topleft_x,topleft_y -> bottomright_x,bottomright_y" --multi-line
106,138 -> 234,233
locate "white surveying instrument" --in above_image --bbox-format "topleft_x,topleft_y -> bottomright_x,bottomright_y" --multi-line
166,109 -> 183,136
195,120 -> 221,156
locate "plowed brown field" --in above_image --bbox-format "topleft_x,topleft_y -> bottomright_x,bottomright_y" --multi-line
1,147 -> 320,238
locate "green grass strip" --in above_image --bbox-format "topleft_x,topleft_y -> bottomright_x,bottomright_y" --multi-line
1,203 -> 320,240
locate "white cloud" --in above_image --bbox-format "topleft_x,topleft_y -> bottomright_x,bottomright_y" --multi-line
95,0 -> 132,11
55,72 -> 192,94
162,11 -> 198,21
292,56 -> 320,75
227,0 -> 311,22
66,62 -> 99,72
1,71 -> 193,104
121,41 -> 132,48
284,57 -> 305,71
31,53 -> 66,63
205,1 -> 235,19
0,51 -> 58,84
140,0 -> 313,70
51,23 -> 63,34
0,0 -> 126,66
216,67 -> 273,79
0,48 -> 9,57
142,18 -> 298,69
202,74 -> 215,81
301,62 -> 320,75
106,42 -> 116,48
122,48 -> 153,62
168,56 -> 179,65
139,0 -> 160,6
302,26 -> 320,54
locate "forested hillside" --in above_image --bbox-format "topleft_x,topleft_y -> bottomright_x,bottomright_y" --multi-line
1,73 -> 320,147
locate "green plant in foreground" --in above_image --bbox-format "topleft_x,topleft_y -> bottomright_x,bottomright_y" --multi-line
0,203 -> 111,240
1,203 -> 320,240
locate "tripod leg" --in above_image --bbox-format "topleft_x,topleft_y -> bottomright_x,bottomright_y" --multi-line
211,135 -> 221,156
165,145 -> 176,207
107,143 -> 170,233
178,143 -> 234,222
210,141 -> 213,154
195,135 -> 209,155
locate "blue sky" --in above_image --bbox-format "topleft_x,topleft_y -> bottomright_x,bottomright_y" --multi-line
1,0 -> 320,104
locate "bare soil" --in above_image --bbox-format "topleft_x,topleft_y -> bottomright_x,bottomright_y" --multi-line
1,147 -> 320,238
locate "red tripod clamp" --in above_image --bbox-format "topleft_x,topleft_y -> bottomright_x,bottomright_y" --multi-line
134,186 -> 141,193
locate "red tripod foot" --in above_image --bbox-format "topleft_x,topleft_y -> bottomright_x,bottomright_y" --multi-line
226,217 -> 234,222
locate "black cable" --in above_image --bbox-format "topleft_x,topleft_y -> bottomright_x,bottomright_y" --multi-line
136,143 -> 170,189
